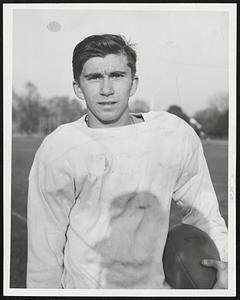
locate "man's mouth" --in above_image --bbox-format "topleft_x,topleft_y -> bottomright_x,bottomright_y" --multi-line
98,101 -> 117,106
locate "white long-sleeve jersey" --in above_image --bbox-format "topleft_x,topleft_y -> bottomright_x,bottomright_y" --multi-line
27,111 -> 227,288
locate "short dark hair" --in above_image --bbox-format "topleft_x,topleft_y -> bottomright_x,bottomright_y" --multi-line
72,34 -> 137,82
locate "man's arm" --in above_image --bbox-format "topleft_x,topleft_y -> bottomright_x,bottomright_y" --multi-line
27,154 -> 75,288
172,127 -> 228,288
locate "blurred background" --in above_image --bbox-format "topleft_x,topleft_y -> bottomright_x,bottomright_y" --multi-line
11,7 -> 229,288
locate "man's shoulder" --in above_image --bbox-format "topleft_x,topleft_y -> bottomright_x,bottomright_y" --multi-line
144,110 -> 200,146
35,116 -> 90,163
144,110 -> 192,131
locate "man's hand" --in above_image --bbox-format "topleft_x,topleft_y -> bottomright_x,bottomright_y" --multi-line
201,259 -> 228,289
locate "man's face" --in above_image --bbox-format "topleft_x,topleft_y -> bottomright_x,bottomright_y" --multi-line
73,54 -> 138,128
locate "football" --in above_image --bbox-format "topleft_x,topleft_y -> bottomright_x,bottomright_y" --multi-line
163,223 -> 220,289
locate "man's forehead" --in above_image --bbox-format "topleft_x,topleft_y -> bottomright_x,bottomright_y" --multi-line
82,54 -> 130,74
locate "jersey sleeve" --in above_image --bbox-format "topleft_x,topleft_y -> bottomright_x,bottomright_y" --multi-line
172,128 -> 228,262
27,153 -> 75,288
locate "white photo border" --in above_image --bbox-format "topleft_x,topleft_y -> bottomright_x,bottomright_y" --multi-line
3,3 -> 237,297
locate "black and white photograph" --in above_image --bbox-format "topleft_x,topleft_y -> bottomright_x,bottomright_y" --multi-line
3,3 -> 236,297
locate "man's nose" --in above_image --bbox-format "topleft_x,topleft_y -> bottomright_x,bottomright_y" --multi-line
100,77 -> 114,96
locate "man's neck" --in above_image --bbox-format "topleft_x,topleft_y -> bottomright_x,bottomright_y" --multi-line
86,111 -> 134,128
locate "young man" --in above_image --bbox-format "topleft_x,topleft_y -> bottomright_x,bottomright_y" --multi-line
27,34 -> 228,289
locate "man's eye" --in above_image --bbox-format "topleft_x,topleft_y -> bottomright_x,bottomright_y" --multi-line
88,75 -> 102,80
111,73 -> 124,79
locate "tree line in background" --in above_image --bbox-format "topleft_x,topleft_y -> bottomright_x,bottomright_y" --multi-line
12,82 -> 228,139
167,91 -> 228,139
12,82 -> 87,135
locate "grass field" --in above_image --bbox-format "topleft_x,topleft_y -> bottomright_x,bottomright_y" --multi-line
9,136 -> 228,288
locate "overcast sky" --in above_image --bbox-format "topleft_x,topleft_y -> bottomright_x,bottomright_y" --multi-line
12,6 -> 230,115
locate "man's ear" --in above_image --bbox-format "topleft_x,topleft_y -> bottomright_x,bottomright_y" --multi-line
73,81 -> 85,100
130,75 -> 139,97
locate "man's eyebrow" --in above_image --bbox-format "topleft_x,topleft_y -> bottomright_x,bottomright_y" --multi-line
110,71 -> 127,75
84,71 -> 127,78
83,72 -> 103,78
